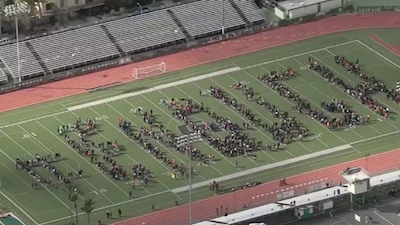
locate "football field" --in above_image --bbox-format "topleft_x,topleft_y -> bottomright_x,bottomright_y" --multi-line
1,30 -> 400,225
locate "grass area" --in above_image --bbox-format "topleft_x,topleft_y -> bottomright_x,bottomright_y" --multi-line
1,29 -> 400,225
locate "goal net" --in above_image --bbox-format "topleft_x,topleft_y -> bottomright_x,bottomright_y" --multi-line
132,61 -> 166,79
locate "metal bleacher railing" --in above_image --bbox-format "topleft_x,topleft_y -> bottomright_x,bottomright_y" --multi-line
0,0 -> 264,81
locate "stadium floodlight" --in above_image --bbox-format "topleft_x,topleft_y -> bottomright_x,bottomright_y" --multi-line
4,2 -> 29,17
4,1 -> 30,83
175,133 -> 202,225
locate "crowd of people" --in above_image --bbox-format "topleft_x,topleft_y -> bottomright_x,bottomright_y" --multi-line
309,57 -> 390,118
15,153 -> 79,191
210,86 -> 262,126
335,55 -> 400,103
60,118 -> 130,181
321,99 -> 370,126
209,86 -> 269,154
233,81 -> 310,144
119,105 -> 208,179
257,71 -> 346,130
306,58 -> 377,126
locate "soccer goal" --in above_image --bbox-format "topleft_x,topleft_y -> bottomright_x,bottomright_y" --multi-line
132,61 -> 166,79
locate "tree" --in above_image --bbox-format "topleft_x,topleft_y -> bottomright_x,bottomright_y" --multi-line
68,193 -> 79,225
81,199 -> 95,225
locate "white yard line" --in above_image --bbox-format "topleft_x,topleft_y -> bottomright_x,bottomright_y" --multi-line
243,40 -> 358,70
356,39 -> 400,70
171,86 -> 247,169
190,81 -> 266,165
171,143 -> 351,193
282,61 -> 366,140
38,127 -> 400,225
314,49 -> 400,130
91,103 -> 188,192
86,106 -> 185,196
0,131 -> 24,138
53,110 -> 157,196
39,189 -> 172,225
0,150 -> 35,189
225,69 -> 315,154
2,39 -> 400,224
21,118 -> 113,203
250,62 -> 346,147
294,56 -> 384,136
283,58 -> 373,140
153,89 -> 236,173
34,120 -> 132,198
16,125 -> 86,201
0,189 -> 39,225
0,131 -> 76,214
0,41 -> 359,130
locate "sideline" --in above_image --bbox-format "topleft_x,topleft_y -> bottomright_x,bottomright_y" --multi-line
172,144 -> 352,193
0,190 -> 39,225
67,40 -> 357,111
67,67 -> 241,111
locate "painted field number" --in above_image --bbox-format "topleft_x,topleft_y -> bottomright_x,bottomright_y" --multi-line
95,115 -> 109,121
344,125 -> 356,132
309,133 -> 322,140
129,106 -> 143,114
22,133 -> 37,139
90,188 -> 107,195
161,172 -> 173,177
125,180 -> 143,185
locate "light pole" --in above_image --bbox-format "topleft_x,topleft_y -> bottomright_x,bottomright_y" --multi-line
173,29 -> 178,46
4,1 -> 29,83
175,133 -> 202,225
137,2 -> 143,15
365,154 -> 370,170
221,0 -> 225,35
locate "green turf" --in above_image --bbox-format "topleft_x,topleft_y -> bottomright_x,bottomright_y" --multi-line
1,28 -> 400,225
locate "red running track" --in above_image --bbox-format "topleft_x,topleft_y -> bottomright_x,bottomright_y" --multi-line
112,148 -> 400,225
369,34 -> 400,56
2,13 -> 400,112
2,12 -> 400,225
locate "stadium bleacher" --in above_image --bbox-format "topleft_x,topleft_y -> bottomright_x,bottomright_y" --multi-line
0,68 -> 7,82
105,10 -> 186,54
171,1 -> 245,37
234,0 -> 266,23
0,0 -> 264,80
0,42 -> 44,78
28,25 -> 120,73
